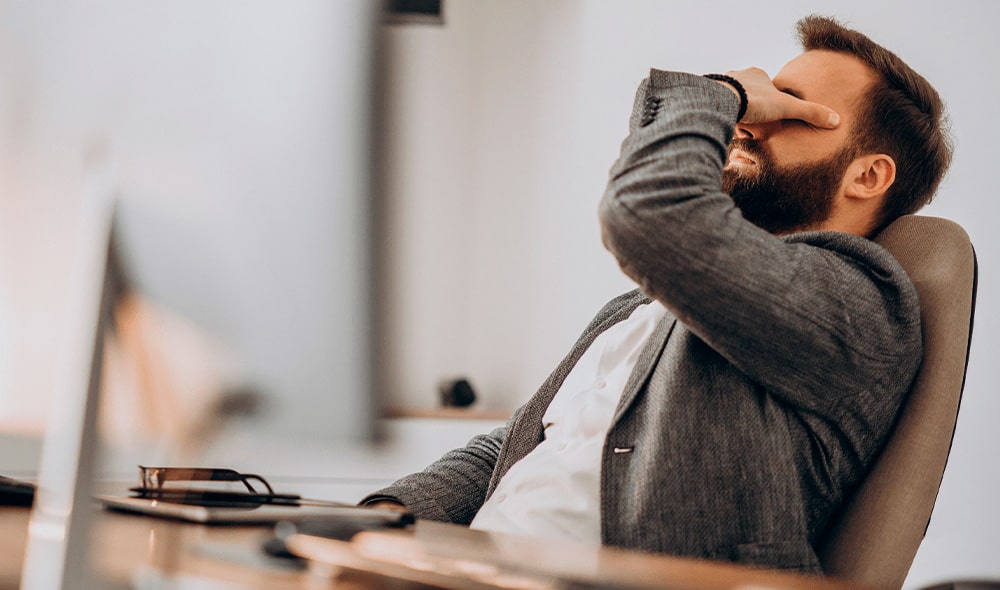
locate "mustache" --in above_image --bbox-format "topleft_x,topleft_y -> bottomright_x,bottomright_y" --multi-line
728,138 -> 765,159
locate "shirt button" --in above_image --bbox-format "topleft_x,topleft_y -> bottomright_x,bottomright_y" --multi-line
496,493 -> 507,503
558,442 -> 568,451
594,379 -> 607,389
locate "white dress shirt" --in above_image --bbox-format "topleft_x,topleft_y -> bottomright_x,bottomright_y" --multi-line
470,300 -> 667,543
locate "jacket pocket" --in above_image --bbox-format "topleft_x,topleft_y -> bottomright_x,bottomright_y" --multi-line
733,541 -> 822,574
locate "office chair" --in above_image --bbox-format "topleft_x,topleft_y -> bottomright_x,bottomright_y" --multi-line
817,215 -> 978,590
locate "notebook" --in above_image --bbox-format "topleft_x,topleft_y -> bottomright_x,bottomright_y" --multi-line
98,495 -> 412,526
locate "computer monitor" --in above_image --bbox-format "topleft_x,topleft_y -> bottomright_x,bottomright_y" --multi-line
2,0 -> 382,458
2,1 -> 382,587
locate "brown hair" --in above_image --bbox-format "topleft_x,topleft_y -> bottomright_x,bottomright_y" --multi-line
797,15 -> 953,232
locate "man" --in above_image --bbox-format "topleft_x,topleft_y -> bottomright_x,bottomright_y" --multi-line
363,16 -> 951,574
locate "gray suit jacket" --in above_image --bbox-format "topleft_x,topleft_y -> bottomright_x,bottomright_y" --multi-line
366,71 -> 922,574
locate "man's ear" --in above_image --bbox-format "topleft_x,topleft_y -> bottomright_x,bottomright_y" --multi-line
844,153 -> 896,201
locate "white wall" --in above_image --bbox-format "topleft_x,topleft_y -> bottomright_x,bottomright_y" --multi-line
383,1 -> 999,586
381,0 -> 632,413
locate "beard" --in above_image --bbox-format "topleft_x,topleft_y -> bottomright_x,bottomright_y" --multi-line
722,138 -> 855,235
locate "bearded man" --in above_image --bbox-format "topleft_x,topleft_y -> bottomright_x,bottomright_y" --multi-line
362,15 -> 952,574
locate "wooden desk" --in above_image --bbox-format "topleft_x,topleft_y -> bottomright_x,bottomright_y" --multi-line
0,506 -> 869,590
1,506 -> 310,589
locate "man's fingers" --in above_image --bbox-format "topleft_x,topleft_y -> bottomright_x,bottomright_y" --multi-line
794,97 -> 841,129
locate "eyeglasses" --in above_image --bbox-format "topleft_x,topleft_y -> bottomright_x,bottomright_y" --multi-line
133,465 -> 299,507
139,466 -> 275,495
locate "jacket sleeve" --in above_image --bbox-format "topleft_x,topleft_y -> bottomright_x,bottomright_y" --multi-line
598,70 -> 921,417
359,408 -> 521,524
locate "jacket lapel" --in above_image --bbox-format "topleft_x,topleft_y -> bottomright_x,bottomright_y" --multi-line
610,313 -> 676,428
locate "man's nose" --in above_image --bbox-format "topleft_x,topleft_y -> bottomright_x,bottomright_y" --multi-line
735,121 -> 772,140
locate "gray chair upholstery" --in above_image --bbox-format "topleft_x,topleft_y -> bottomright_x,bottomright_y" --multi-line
818,215 -> 978,590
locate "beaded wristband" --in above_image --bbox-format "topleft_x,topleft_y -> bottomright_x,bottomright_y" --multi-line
704,74 -> 748,122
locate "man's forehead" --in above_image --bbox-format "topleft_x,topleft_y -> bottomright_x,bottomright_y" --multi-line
773,50 -> 875,109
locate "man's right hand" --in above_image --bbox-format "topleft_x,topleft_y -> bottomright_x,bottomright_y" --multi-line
724,67 -> 841,129
365,499 -> 408,512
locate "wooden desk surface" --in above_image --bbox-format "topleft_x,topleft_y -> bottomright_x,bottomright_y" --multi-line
1,506 -> 310,589
0,506 -> 869,590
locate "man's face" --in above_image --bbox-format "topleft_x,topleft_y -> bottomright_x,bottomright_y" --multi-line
722,139 -> 856,235
722,50 -> 876,234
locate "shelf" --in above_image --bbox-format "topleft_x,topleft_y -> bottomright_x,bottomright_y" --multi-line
384,407 -> 512,421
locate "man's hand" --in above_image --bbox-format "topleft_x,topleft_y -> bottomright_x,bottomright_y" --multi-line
722,67 -> 840,129
365,499 -> 408,512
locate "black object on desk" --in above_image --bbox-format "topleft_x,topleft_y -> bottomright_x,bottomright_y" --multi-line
263,510 -> 415,560
0,474 -> 35,506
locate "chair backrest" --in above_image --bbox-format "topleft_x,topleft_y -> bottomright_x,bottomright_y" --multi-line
818,215 -> 978,590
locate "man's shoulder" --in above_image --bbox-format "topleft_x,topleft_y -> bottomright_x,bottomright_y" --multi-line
603,288 -> 650,310
578,289 -> 650,337
782,229 -> 922,358
783,230 -> 916,292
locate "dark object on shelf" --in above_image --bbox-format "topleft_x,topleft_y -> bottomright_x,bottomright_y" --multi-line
384,0 -> 443,25
0,475 -> 36,507
439,378 -> 476,408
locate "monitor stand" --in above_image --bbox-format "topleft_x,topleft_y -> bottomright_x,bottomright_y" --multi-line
20,176 -> 124,590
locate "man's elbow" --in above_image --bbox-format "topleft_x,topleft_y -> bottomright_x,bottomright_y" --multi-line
597,194 -> 630,260
597,194 -> 649,287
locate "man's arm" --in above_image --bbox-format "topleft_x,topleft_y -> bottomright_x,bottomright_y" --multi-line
358,412 -> 518,523
598,70 -> 920,417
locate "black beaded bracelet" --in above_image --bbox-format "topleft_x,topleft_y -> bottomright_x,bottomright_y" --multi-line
704,74 -> 748,122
